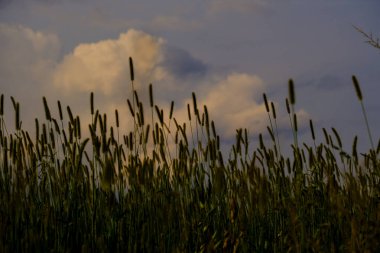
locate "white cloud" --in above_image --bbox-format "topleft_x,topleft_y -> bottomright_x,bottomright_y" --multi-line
0,23 -> 60,87
53,29 -> 166,95
51,29 -> 271,140
197,73 -> 267,137
171,72 -> 310,141
51,29 -> 209,133
0,23 -> 60,126
0,24 -> 309,143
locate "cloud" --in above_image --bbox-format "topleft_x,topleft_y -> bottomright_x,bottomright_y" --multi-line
53,29 -> 166,96
0,24 -> 309,144
0,23 -> 60,70
52,28 -> 212,134
173,73 -> 310,140
197,73 -> 267,137
0,23 -> 60,122
52,29 -> 209,122
163,46 -> 207,78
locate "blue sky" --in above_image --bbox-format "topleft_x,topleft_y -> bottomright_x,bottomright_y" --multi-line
1,0 -> 379,154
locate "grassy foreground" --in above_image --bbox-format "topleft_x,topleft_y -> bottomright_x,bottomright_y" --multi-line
0,60 -> 379,252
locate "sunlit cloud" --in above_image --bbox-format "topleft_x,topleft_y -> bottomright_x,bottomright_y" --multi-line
0,24 -> 309,143
0,23 -> 60,124
174,73 -> 310,140
196,73 -> 267,137
53,29 -> 166,95
0,23 -> 60,85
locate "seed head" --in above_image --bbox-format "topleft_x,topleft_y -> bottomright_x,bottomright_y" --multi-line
352,75 -> 363,101
288,79 -> 295,105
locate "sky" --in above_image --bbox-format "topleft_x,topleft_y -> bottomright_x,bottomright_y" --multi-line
1,0 -> 380,155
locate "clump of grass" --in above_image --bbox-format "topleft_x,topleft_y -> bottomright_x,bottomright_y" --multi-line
0,60 -> 379,252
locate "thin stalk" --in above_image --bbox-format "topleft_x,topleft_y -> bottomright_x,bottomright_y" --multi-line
352,75 -> 374,150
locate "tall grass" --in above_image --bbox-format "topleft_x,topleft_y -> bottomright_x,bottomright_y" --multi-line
0,61 -> 379,252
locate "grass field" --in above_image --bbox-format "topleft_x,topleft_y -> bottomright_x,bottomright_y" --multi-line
0,59 -> 379,252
